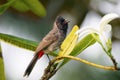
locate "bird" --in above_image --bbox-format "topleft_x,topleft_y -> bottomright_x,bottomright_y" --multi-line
23,16 -> 69,77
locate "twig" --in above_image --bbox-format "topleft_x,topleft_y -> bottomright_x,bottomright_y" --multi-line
40,55 -> 119,80
58,55 -> 118,71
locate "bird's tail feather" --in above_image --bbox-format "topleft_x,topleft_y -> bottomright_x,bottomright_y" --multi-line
23,55 -> 38,77
24,50 -> 44,77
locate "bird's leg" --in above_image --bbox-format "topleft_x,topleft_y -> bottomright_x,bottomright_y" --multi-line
46,54 -> 51,62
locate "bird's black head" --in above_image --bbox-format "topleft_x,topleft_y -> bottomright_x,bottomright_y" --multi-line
56,16 -> 69,34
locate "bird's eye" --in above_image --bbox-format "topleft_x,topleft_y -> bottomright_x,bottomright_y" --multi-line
61,19 -> 65,23
60,19 -> 65,24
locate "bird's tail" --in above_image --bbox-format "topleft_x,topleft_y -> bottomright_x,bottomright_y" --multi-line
24,50 -> 44,77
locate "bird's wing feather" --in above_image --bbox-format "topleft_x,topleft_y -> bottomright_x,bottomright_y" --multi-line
35,29 -> 58,53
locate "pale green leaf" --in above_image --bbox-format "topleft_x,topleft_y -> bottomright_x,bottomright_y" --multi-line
59,25 -> 79,56
56,25 -> 79,63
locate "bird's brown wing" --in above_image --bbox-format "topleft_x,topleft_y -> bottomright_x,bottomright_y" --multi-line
35,29 -> 59,53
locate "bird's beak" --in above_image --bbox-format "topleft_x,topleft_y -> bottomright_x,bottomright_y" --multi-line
63,20 -> 70,24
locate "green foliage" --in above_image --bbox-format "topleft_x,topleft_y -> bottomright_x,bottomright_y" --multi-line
0,58 -> 5,80
0,33 -> 38,51
23,0 -> 46,17
0,0 -> 16,15
0,0 -> 46,17
0,33 -> 57,56
8,0 -> 29,12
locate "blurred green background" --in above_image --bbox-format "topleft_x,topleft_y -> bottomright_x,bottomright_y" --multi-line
0,0 -> 120,80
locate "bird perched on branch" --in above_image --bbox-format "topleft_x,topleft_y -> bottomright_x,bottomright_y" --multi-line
24,16 -> 69,77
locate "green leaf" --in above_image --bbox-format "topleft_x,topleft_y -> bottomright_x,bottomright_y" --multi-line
0,0 -> 16,15
23,0 -> 46,17
59,33 -> 98,68
0,0 -> 46,17
0,58 -> 5,80
0,33 -> 38,51
70,33 -> 98,56
0,33 -> 57,57
8,0 -> 29,12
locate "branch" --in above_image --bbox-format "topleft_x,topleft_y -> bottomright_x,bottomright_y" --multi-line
40,55 -> 119,80
56,55 -> 118,70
